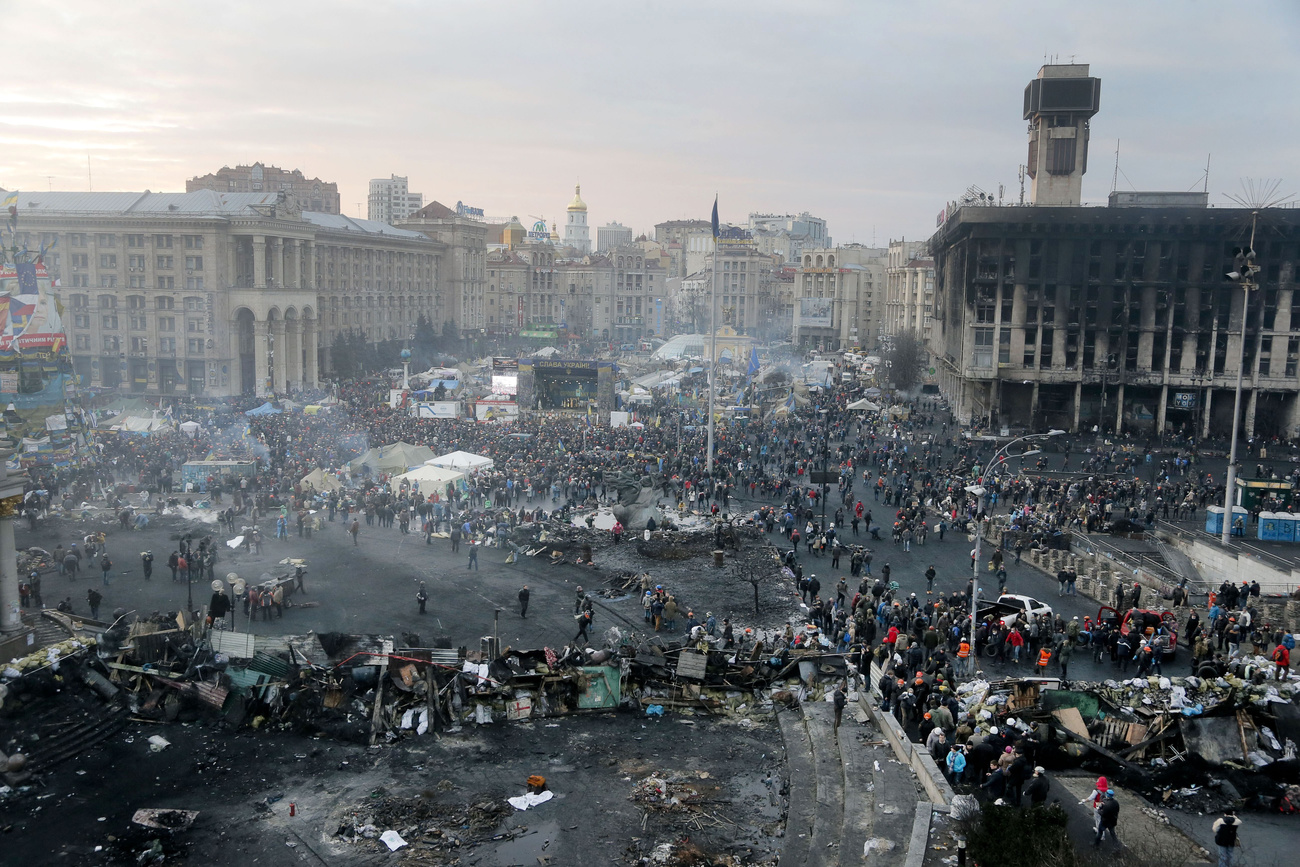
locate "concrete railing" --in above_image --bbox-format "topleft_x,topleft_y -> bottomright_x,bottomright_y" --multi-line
861,660 -> 956,807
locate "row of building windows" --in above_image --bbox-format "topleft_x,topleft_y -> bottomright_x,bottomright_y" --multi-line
50,233 -> 203,249
73,335 -> 209,355
69,294 -> 203,311
70,313 -> 202,331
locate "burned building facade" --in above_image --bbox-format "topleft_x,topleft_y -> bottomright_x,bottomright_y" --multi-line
930,202 -> 1300,438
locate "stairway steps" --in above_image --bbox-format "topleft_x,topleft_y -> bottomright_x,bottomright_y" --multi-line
803,702 -> 844,867
867,719 -> 919,867
837,713 -> 877,865
777,707 -> 815,867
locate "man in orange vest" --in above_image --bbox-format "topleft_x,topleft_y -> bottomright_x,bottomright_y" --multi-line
1036,645 -> 1053,674
956,639 -> 972,678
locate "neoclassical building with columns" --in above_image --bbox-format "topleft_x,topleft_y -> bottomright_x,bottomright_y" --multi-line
10,189 -> 446,397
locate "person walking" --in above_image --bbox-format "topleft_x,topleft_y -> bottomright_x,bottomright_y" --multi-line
467,544 -> 479,571
349,518 -> 360,546
574,608 -> 593,644
833,681 -> 847,729
86,587 -> 102,620
1212,809 -> 1242,866
1094,790 -> 1120,847
518,585 -> 530,618
416,582 -> 429,615
141,551 -> 153,580
1024,766 -> 1050,807
99,554 -> 113,586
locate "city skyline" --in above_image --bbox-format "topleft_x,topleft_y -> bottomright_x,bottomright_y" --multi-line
3,1 -> 1299,243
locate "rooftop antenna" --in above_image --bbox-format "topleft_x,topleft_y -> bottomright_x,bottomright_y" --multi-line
87,154 -> 92,191
1018,165 -> 1026,205
1225,178 -> 1296,210
1204,154 -> 1211,194
46,176 -> 54,191
1111,140 -> 1120,194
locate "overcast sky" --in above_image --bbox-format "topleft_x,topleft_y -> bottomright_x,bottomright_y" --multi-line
4,1 -> 1299,244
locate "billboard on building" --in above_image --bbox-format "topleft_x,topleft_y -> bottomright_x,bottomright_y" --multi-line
0,259 -> 80,465
475,399 -> 518,422
796,297 -> 834,328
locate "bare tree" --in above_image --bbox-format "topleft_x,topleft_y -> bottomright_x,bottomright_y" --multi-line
886,329 -> 925,392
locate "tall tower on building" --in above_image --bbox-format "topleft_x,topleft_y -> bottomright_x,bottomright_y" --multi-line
1024,63 -> 1101,205
564,184 -> 591,254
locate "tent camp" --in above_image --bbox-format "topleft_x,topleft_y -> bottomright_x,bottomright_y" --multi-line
846,398 -> 882,412
348,442 -> 437,475
106,413 -> 174,433
388,464 -> 466,495
300,468 -> 346,493
426,450 -> 493,471
245,402 -> 282,416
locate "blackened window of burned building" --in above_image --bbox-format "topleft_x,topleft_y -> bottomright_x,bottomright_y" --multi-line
1047,137 -> 1077,175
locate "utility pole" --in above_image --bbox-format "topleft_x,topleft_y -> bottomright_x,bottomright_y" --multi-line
1221,212 -> 1259,544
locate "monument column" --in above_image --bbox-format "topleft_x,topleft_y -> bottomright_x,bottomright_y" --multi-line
271,238 -> 284,288
254,319 -> 270,396
303,321 -> 319,387
284,319 -> 301,390
253,236 -> 267,289
270,319 -> 287,394
305,241 -> 317,289
0,474 -> 26,635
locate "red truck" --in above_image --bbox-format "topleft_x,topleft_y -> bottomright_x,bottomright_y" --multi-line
1097,606 -> 1179,660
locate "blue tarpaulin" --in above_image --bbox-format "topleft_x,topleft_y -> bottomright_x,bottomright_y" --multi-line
245,402 -> 282,416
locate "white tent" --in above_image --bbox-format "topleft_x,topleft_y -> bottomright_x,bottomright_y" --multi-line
426,450 -> 494,471
389,464 -> 466,494
846,398 -> 882,412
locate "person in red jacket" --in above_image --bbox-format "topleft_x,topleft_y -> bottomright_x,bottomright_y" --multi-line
1006,627 -> 1025,664
1272,643 -> 1291,681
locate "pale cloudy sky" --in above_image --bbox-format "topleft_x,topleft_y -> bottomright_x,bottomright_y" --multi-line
4,1 -> 1299,243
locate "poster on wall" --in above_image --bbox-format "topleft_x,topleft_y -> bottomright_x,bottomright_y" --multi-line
796,297 -> 834,328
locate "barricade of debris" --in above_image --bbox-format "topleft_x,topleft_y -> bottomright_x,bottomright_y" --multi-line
949,666 -> 1300,813
2,596 -> 861,764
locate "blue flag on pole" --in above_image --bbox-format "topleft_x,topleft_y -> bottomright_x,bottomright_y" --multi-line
747,345 -> 760,378
711,195 -> 719,240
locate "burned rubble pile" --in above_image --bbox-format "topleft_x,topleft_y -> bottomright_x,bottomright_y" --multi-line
333,787 -> 515,864
949,667 -> 1300,814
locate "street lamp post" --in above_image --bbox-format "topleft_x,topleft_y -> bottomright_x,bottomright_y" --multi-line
1221,215 -> 1259,545
965,430 -> 1064,653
